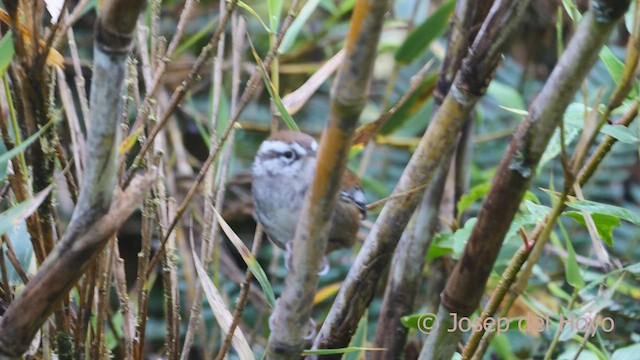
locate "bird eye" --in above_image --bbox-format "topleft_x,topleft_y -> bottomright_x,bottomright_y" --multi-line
282,150 -> 295,160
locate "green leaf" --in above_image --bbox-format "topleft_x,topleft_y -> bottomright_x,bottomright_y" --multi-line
267,0 -> 284,32
336,0 -> 357,15
612,343 -> 640,360
538,125 -> 581,174
380,73 -> 437,135
625,0 -> 636,33
172,16 -> 218,59
400,313 -> 421,329
319,0 -> 338,14
563,103 -> 591,128
237,1 -> 270,33
400,312 -> 437,331
600,123 -> 639,143
564,235 -> 584,288
561,0 -> 580,22
248,43 -> 299,131
0,32 -> 15,76
524,201 -> 551,220
487,81 -> 526,111
547,282 -> 573,303
490,334 -> 517,360
105,311 -> 125,350
579,262 -> 640,296
566,198 -> 640,227
563,102 -> 638,143
503,200 -> 548,244
626,262 -> 640,275
395,0 -> 455,64
426,231 -> 453,261
0,186 -> 53,238
4,220 -> 33,283
456,182 -> 491,217
212,207 -> 276,308
564,212 -> 620,247
0,120 -> 55,174
599,46 -> 624,86
453,218 -> 476,258
279,0 -> 323,54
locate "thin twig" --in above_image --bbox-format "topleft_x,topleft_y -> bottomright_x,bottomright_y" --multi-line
125,0 -> 240,174
144,0 -> 302,278
2,234 -> 29,284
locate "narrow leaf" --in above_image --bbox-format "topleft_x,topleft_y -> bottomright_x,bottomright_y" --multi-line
564,212 -> 620,247
0,32 -> 15,76
248,41 -> 299,131
118,125 -> 145,154
427,231 -> 454,261
237,1 -> 270,33
279,0 -> 323,54
314,282 -> 342,304
0,140 -> 7,181
600,123 -> 639,143
395,0 -> 455,64
212,207 -> 276,308
599,45 -> 624,86
192,250 -> 254,359
452,218 -> 476,258
564,236 -> 585,288
0,185 -> 53,237
566,198 -> 640,227
0,120 -> 55,173
267,0 -> 283,31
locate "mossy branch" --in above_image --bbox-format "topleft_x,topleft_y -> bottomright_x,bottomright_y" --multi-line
0,0 -> 148,356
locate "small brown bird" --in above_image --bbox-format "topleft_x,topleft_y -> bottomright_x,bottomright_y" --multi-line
251,130 -> 366,269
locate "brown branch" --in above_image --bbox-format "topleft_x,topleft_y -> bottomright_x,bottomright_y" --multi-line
440,0 -> 630,321
0,171 -> 154,356
423,1 -> 630,359
313,0 -> 531,354
0,0 -> 147,355
267,0 -> 392,357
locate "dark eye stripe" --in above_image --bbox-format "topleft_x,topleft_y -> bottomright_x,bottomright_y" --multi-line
259,149 -> 301,162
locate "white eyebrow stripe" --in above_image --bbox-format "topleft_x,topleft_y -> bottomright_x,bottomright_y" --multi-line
290,142 -> 307,156
258,140 -> 291,155
310,140 -> 318,151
